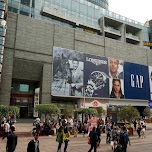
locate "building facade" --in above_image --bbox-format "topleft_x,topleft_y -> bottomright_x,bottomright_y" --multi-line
0,0 -> 152,118
86,0 -> 109,9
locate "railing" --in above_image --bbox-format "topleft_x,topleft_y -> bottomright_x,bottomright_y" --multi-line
104,26 -> 121,35
126,33 -> 140,41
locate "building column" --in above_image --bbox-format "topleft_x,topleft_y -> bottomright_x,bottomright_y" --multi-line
40,63 -> 52,104
0,48 -> 14,105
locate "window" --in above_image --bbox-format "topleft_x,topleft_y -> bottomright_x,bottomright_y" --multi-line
0,55 -> 3,63
8,6 -> 18,13
19,84 -> 29,92
32,0 -> 35,8
80,4 -> 87,15
0,37 -> 5,45
0,2 -> 5,11
0,45 -> 4,55
0,10 -> 4,19
21,0 -> 30,7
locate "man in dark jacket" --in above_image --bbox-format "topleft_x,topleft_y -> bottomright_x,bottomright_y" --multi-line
6,126 -> 18,152
96,125 -> 101,147
119,126 -> 131,152
27,133 -> 40,152
88,127 -> 98,152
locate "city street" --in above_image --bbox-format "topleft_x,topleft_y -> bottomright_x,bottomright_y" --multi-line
1,123 -> 152,152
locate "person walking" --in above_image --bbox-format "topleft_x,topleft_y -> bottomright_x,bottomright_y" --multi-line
119,126 -> 131,152
106,122 -> 111,144
6,126 -> 18,152
2,120 -> 10,140
27,132 -> 40,152
63,127 -> 70,152
137,124 -> 142,138
96,124 -> 101,147
133,120 -> 137,131
88,127 -> 98,152
56,126 -> 63,152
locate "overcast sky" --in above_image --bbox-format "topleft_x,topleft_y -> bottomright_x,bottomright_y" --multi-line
109,0 -> 152,24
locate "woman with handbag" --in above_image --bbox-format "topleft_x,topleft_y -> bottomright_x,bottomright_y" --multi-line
63,127 -> 70,152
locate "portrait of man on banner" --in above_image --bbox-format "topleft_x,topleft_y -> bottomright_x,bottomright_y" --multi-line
68,59 -> 83,96
108,58 -> 124,79
52,47 -> 84,97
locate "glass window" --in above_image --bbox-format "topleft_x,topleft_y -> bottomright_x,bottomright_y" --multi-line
88,6 -> 94,17
0,45 -> 4,54
0,55 -> 3,63
0,63 -> 2,73
61,0 -> 70,9
0,2 -> 6,11
94,8 -> 100,19
32,0 -> 35,8
20,11 -> 29,16
80,4 -> 87,15
19,84 -> 29,92
20,4 -> 30,16
72,1 -> 78,12
0,10 -> 4,19
21,0 -> 30,7
54,0 -> 60,6
0,37 -> 4,45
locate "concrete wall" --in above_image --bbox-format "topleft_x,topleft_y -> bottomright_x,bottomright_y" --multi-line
0,12 -> 152,105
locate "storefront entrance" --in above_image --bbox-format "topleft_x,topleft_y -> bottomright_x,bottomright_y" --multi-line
10,94 -> 34,118
20,107 -> 28,118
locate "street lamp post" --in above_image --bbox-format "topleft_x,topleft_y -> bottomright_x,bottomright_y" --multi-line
81,85 -> 87,123
82,85 -> 86,108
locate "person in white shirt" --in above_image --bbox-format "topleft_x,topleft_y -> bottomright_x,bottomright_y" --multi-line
2,120 -> 10,140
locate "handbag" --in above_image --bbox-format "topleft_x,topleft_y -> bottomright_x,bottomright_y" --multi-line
88,137 -> 90,144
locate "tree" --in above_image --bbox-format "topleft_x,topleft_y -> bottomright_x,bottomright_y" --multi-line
118,105 -> 140,123
96,106 -> 106,117
62,105 -> 73,118
143,107 -> 151,118
0,105 -> 20,121
76,108 -> 98,116
34,104 -> 60,122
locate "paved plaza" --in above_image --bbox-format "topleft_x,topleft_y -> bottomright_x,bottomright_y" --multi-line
1,123 -> 152,152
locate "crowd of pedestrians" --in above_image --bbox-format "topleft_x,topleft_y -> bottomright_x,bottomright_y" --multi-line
0,115 -> 147,152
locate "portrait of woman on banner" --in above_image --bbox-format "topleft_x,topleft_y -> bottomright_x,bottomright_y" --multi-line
110,79 -> 124,99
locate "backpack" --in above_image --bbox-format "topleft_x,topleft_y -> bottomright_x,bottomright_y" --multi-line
119,132 -> 128,145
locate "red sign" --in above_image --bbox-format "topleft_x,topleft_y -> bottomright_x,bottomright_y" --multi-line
92,101 -> 99,107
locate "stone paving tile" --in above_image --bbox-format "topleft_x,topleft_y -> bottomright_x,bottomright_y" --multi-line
1,123 -> 152,152
1,130 -> 152,152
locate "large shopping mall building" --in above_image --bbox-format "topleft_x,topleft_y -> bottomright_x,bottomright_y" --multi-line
0,0 -> 152,118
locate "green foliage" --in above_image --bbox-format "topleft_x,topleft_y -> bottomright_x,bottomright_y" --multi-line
62,105 -> 73,118
143,107 -> 151,118
118,105 -> 140,123
96,106 -> 106,116
76,108 -> 98,116
0,105 -> 20,118
35,104 -> 60,117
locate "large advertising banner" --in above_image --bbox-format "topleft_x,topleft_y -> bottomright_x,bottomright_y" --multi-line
124,62 -> 150,100
52,47 -> 84,97
52,47 -> 151,101
83,53 -> 109,98
149,66 -> 152,100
